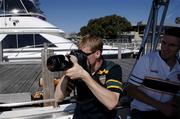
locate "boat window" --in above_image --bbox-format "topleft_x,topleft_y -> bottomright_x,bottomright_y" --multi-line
4,0 -> 26,14
0,0 -> 2,14
2,34 -> 33,48
2,35 -> 17,48
0,0 -> 3,14
22,0 -> 39,13
18,34 -> 34,48
2,34 -> 56,49
0,0 -> 43,15
35,34 -> 56,47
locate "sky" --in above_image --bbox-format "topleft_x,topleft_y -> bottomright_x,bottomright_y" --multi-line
39,0 -> 180,33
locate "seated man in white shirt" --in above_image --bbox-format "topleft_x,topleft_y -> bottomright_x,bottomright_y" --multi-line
127,27 -> 180,119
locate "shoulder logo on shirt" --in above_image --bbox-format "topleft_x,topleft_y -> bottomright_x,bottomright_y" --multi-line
150,69 -> 159,73
98,69 -> 109,84
99,75 -> 106,84
98,69 -> 109,75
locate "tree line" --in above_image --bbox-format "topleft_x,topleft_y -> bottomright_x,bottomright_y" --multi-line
71,15 -> 180,40
78,14 -> 132,39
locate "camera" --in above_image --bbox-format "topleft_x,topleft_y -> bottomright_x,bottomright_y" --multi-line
47,50 -> 90,72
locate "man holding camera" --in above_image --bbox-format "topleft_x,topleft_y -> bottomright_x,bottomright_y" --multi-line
54,34 -> 123,119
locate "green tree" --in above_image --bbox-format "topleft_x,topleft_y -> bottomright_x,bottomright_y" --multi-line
79,14 -> 132,39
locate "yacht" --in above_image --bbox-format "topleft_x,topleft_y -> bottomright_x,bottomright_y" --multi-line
0,0 -> 126,62
0,0 -> 80,62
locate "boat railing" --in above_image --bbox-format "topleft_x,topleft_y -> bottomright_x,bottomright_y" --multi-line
3,41 -> 77,52
105,42 -> 141,49
0,42 -> 75,62
1,42 -> 138,62
0,12 -> 46,20
0,99 -> 56,108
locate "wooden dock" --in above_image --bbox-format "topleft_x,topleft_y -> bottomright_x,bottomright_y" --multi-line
0,62 -> 41,94
0,58 -> 136,94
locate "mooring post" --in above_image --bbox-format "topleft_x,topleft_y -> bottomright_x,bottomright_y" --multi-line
118,43 -> 122,59
41,43 -> 55,107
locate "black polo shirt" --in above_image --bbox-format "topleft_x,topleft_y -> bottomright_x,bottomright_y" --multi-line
73,59 -> 123,119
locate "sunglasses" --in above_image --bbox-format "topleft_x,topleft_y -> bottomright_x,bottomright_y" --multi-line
81,50 -> 96,56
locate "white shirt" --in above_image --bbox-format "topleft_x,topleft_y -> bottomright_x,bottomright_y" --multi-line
128,51 -> 180,111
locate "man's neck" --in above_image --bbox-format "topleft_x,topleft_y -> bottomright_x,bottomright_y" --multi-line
92,59 -> 103,73
161,56 -> 176,70
166,58 -> 176,70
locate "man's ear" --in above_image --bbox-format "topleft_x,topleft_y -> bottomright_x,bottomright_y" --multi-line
95,50 -> 101,58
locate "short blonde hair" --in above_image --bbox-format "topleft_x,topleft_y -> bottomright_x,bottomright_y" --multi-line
79,34 -> 103,52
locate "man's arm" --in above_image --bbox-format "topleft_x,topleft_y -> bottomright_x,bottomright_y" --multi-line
127,83 -> 161,108
127,83 -> 176,116
65,62 -> 120,110
82,72 -> 120,110
54,75 -> 72,103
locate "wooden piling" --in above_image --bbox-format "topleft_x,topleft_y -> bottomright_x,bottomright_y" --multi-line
41,43 -> 55,107
118,43 -> 122,59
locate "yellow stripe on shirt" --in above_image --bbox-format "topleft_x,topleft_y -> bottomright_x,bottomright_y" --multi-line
106,79 -> 122,85
107,85 -> 123,91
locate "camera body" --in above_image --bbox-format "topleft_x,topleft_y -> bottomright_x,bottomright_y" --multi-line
47,50 -> 90,72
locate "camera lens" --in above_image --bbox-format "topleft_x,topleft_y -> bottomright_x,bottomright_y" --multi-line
46,50 -> 90,72
47,55 -> 73,72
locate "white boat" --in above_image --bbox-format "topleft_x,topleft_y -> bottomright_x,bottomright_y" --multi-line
0,0 -> 79,62
0,0 -> 130,62
0,0 -> 135,62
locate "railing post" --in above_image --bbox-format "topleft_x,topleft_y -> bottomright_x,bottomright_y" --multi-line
118,43 -> 121,59
41,43 -> 55,107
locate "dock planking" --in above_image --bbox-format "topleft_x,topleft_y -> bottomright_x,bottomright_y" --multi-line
110,58 -> 136,82
0,62 -> 42,94
0,59 -> 136,94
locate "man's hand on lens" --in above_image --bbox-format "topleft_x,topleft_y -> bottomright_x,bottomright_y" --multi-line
65,55 -> 89,80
